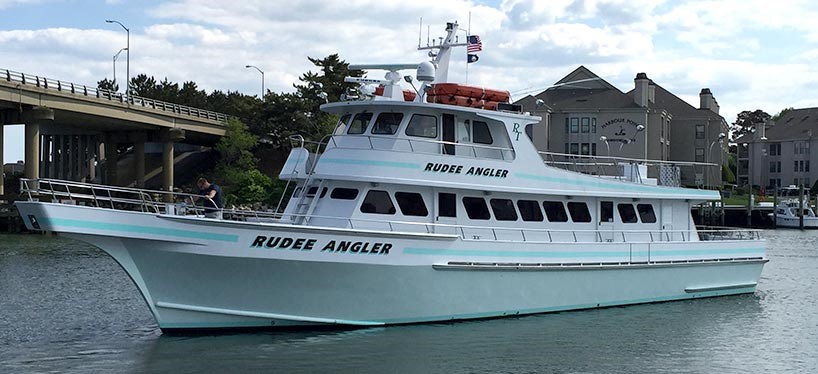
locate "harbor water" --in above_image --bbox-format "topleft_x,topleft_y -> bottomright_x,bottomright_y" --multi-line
1,230 -> 816,373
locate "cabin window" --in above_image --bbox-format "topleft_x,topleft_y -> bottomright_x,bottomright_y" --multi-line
348,112 -> 373,134
600,201 -> 613,222
463,197 -> 490,220
637,204 -> 656,223
372,112 -> 403,135
525,124 -> 534,141
439,193 -> 457,217
306,186 -> 319,197
473,121 -> 493,144
395,192 -> 428,216
330,188 -> 359,200
490,199 -> 518,221
567,202 -> 591,222
361,190 -> 396,214
406,114 -> 438,138
517,200 -> 544,222
542,201 -> 568,222
618,203 -> 638,223
293,187 -> 302,197
335,114 -> 351,134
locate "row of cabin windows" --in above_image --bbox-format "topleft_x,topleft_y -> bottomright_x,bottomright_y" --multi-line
342,112 -> 493,144
319,187 -> 656,224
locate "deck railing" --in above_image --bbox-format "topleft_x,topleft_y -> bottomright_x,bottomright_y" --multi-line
20,178 -> 762,244
290,134 -> 517,161
538,151 -> 721,188
2,68 -> 229,123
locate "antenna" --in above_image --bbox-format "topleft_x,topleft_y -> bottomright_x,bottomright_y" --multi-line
426,25 -> 430,46
418,17 -> 422,48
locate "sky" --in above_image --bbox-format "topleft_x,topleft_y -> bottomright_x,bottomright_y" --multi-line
3,0 -> 818,162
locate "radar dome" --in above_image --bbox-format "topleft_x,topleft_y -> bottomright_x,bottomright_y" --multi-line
417,61 -> 435,82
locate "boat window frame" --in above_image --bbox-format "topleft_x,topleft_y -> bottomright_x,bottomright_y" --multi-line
472,120 -> 493,144
567,202 -> 592,223
347,112 -> 374,135
542,201 -> 569,222
517,199 -> 544,222
394,191 -> 429,217
330,188 -> 359,200
489,198 -> 518,221
405,114 -> 438,138
617,203 -> 639,223
360,190 -> 397,215
463,196 -> 491,220
636,203 -> 657,223
371,112 -> 404,135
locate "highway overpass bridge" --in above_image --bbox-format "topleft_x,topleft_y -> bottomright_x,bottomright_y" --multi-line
0,68 -> 230,195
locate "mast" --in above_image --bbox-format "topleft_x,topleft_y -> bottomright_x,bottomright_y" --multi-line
417,21 -> 466,83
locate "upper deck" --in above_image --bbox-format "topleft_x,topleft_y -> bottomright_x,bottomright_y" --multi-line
281,100 -> 719,201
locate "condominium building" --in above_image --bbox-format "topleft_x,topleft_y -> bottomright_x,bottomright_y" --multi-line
517,66 -> 728,187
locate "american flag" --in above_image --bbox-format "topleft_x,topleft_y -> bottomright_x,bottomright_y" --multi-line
467,35 -> 482,53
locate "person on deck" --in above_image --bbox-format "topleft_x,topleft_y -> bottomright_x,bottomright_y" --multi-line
197,177 -> 224,219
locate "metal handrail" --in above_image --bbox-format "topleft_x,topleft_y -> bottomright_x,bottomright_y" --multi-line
21,178 -> 763,244
2,68 -> 229,123
302,134 -> 517,161
539,151 -> 722,188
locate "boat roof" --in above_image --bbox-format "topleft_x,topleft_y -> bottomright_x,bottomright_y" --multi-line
321,100 -> 542,122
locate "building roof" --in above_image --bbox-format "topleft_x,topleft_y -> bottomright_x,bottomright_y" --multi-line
527,66 -> 641,111
755,107 -> 818,142
626,83 -> 724,121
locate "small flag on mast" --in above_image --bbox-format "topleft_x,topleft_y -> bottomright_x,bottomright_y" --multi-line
467,54 -> 479,63
467,35 -> 482,52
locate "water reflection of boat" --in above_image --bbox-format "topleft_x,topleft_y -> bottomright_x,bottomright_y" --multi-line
15,21 -> 767,331
769,186 -> 818,229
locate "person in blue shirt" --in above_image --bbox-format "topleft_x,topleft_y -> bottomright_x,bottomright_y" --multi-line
197,177 -> 224,218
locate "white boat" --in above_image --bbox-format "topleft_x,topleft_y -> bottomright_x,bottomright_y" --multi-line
769,186 -> 818,229
16,22 -> 767,331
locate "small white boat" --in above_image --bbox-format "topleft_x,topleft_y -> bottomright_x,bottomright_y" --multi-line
15,21 -> 767,331
769,186 -> 818,229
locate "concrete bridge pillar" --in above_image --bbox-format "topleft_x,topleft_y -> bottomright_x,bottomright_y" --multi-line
103,133 -> 118,185
161,128 -> 185,202
132,132 -> 147,188
0,112 -> 5,196
24,107 -> 54,181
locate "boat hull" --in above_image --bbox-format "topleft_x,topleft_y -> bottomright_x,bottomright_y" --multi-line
774,216 -> 818,229
18,201 -> 767,330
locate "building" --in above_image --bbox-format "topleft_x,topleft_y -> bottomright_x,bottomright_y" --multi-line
517,66 -> 728,187
736,108 -> 818,191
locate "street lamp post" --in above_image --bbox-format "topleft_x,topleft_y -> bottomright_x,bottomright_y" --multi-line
106,20 -> 129,96
245,65 -> 265,97
112,47 -> 126,91
707,132 -> 727,188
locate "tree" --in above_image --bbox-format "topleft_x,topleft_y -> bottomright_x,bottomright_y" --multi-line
213,118 -> 273,207
772,107 -> 794,122
97,78 -> 119,92
731,110 -> 771,141
297,54 -> 364,102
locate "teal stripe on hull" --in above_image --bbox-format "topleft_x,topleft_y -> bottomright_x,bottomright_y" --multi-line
321,158 -> 420,169
42,217 -> 239,243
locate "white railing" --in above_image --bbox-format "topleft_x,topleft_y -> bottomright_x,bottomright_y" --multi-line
20,178 -> 763,244
2,68 -> 229,123
290,134 -> 517,161
539,151 -> 720,188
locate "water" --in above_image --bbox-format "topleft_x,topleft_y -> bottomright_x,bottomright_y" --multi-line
1,231 -> 817,373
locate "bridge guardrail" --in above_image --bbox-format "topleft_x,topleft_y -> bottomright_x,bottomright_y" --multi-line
2,68 -> 229,123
